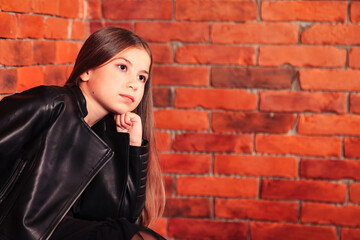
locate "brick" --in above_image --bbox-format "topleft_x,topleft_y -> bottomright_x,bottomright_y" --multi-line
250,222 -> 337,240
103,0 -> 172,20
341,228 -> 360,240
33,0 -> 59,15
350,183 -> 360,203
173,133 -> 252,153
71,21 -> 86,40
33,41 -> 56,65
152,66 -> 209,86
175,88 -> 257,110
259,46 -> 346,67
44,65 -> 68,86
256,134 -> 341,157
168,218 -> 247,240
58,0 -> 82,18
215,199 -> 298,222
175,45 -> 255,65
0,0 -> 33,12
65,66 -> 73,80
212,112 -> 296,133
159,153 -> 211,174
17,14 -> 44,39
155,109 -> 209,131
91,22 -> 132,35
302,24 -> 360,45
153,88 -> 172,107
104,22 -> 132,30
262,1 -> 346,22
155,131 -> 171,152
87,0 -> 102,19
17,66 -> 44,92
351,2 -> 360,23
350,94 -> 360,113
298,114 -> 360,136
301,202 -> 360,227
163,175 -> 174,196
349,48 -> 360,69
151,218 -> 167,238
214,155 -> 297,178
79,0 -> 85,18
0,40 -> 33,66
212,22 -> 298,44
44,17 -> 69,39
89,22 -> 105,34
0,69 -> 17,94
300,69 -> 360,91
301,158 -> 360,181
0,12 -> 17,38
56,41 -> 81,64
260,91 -> 346,114
136,22 -> 209,43
211,67 -> 296,89
175,0 -> 257,21
344,137 -> 360,158
262,179 -> 346,203
165,197 -> 211,218
149,44 -> 172,64
177,176 -> 258,197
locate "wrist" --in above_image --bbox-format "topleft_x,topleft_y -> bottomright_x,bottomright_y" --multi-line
129,140 -> 149,155
130,139 -> 142,147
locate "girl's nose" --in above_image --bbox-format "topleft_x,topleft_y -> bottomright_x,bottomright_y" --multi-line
127,76 -> 139,90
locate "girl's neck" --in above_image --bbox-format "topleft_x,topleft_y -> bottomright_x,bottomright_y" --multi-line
79,84 -> 108,127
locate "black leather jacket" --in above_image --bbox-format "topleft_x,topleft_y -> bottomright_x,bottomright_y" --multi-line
0,86 -> 148,240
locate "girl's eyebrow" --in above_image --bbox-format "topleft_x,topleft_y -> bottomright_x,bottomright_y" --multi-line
115,57 -> 132,65
113,57 -> 149,75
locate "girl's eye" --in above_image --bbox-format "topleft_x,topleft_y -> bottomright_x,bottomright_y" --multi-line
118,64 -> 127,71
138,75 -> 147,82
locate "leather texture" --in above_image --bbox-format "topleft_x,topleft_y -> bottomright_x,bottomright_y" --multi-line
0,86 -> 148,240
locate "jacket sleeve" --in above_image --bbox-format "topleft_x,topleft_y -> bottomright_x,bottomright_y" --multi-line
97,114 -> 150,223
127,141 -> 149,222
0,86 -> 62,196
72,115 -> 149,223
96,131 -> 149,223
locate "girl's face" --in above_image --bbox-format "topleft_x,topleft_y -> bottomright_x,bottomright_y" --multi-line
79,47 -> 151,116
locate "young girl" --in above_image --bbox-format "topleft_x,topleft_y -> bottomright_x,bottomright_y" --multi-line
0,27 -> 165,240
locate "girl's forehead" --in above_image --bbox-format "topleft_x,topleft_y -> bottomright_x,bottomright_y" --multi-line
98,46 -> 151,73
114,46 -> 150,59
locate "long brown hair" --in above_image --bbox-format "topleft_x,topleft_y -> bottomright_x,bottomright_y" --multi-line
65,27 -> 165,227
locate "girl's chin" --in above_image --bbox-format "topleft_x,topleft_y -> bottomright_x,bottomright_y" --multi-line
112,109 -> 135,115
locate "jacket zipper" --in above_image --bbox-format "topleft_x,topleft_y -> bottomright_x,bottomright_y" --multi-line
44,150 -> 114,240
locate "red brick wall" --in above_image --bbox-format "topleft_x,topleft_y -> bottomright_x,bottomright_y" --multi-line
0,0 -> 86,91
1,0 -> 360,239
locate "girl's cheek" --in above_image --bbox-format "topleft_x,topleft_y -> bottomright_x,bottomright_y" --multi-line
133,96 -> 144,109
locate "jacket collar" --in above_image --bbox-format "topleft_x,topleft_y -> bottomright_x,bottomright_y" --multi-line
70,85 -> 88,118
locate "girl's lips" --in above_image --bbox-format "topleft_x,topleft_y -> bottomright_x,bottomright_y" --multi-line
120,94 -> 135,103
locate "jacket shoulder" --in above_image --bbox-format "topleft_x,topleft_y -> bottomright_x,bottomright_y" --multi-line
0,86 -> 76,129
15,85 -> 68,101
2,86 -> 74,110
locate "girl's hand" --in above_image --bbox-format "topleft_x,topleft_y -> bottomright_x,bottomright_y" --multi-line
114,112 -> 142,146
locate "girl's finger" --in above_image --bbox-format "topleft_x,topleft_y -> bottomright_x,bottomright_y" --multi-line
114,114 -> 120,126
124,112 -> 132,126
117,126 -> 128,133
114,115 -> 128,132
119,113 -> 125,128
120,113 -> 130,129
